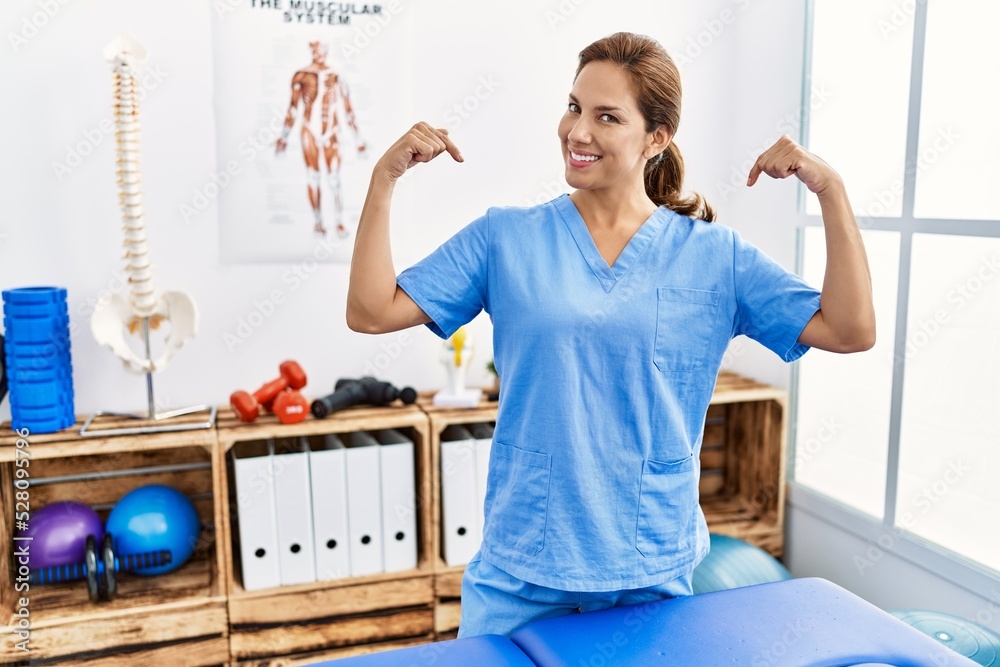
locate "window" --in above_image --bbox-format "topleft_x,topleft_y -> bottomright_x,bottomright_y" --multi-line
794,0 -> 1000,576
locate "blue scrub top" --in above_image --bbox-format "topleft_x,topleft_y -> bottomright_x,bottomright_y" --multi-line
396,193 -> 821,591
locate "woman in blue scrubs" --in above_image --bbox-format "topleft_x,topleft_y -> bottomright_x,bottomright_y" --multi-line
347,32 -> 875,637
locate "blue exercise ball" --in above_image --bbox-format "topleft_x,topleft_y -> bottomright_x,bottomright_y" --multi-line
890,610 -> 1000,666
106,484 -> 201,576
692,533 -> 792,594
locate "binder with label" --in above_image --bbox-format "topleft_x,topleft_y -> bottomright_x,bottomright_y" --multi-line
440,424 -> 479,566
232,440 -> 281,591
272,437 -> 317,585
344,430 -> 384,576
371,428 -> 418,573
308,433 -> 351,581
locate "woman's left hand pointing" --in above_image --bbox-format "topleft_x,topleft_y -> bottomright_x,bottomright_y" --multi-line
747,135 -> 843,197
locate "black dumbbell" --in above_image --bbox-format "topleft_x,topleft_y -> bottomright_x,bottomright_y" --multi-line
311,376 -> 417,419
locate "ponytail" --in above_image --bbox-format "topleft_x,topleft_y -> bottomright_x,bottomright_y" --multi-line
644,142 -> 716,222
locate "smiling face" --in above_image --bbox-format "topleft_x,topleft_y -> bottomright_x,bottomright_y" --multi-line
558,60 -> 670,195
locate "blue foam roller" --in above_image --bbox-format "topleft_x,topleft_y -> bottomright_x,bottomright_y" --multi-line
6,351 -> 71,368
6,340 -> 72,358
12,413 -> 75,434
692,533 -> 792,594
509,578 -> 979,666
9,387 -> 74,409
6,365 -> 71,383
311,635 -> 536,666
891,610 -> 1000,666
3,302 -> 68,318
8,380 -> 74,408
2,287 -> 67,305
4,314 -> 71,344
10,404 -> 74,422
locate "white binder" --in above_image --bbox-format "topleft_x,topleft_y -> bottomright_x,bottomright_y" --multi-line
272,437 -> 316,585
308,433 -> 351,581
371,429 -> 418,573
344,431 -> 384,576
440,425 -> 480,566
470,422 -> 495,539
232,440 -> 280,591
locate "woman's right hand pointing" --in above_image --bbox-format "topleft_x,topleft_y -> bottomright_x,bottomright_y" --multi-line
375,122 -> 464,183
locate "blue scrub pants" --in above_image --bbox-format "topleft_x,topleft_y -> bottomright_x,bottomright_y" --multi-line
457,550 -> 693,638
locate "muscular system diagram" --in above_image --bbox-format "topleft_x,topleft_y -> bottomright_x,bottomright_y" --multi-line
276,41 -> 366,238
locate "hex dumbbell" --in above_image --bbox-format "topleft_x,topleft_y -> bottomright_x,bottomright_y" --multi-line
230,361 -> 307,423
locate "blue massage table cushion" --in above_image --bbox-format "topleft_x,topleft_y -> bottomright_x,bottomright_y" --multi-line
509,577 -> 979,666
310,633 -> 535,666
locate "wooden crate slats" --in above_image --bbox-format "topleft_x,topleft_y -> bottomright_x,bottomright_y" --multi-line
230,606 -> 434,660
1,599 -> 228,665
230,635 -> 434,667
228,576 -> 433,626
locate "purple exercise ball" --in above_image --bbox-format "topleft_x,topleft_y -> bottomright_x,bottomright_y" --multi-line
18,501 -> 104,569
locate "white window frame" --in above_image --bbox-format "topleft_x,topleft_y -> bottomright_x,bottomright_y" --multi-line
789,0 -> 1000,596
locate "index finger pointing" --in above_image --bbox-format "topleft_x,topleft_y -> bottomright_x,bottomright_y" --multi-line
747,159 -> 762,187
433,127 -> 464,162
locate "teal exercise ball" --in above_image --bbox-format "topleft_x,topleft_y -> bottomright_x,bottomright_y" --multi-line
890,610 -> 1000,666
106,484 -> 201,576
692,534 -> 792,594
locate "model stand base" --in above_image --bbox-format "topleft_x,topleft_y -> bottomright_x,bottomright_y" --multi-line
432,388 -> 483,408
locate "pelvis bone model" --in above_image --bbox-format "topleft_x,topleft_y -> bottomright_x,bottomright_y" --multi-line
91,33 -> 197,374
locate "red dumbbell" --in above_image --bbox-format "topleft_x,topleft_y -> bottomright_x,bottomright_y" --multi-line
230,361 -> 307,423
272,388 -> 309,424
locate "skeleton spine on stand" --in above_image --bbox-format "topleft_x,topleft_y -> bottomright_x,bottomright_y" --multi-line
83,32 -> 214,436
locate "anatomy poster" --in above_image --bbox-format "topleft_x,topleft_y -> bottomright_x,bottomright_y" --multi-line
211,1 -> 411,262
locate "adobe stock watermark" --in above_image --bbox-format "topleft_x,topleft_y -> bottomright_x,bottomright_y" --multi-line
888,253 -> 999,368
854,457 -> 971,576
878,0 -> 926,40
715,83 -> 834,203
521,173 -> 570,208
51,64 -> 169,182
7,0 -> 72,53
751,617 -> 811,667
178,107 -> 286,224
795,416 -> 843,468
443,75 -> 501,130
674,0 -> 754,68
340,0 -> 403,62
544,0 -> 589,31
223,240 -> 331,352
855,126 -> 959,228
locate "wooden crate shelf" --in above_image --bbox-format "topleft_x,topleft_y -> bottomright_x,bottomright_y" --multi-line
0,414 -> 228,667
227,575 -> 435,663
216,401 -> 435,662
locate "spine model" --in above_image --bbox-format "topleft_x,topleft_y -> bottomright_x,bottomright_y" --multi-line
91,32 -> 198,375
111,48 -> 159,330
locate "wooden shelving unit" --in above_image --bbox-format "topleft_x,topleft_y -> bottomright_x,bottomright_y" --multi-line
215,403 -> 435,666
0,370 -> 788,664
0,412 -> 229,667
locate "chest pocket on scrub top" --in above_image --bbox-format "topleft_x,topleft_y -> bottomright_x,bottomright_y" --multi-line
483,442 -> 551,557
654,287 -> 720,372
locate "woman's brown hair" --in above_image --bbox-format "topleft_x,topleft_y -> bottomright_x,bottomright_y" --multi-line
576,32 -> 716,222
